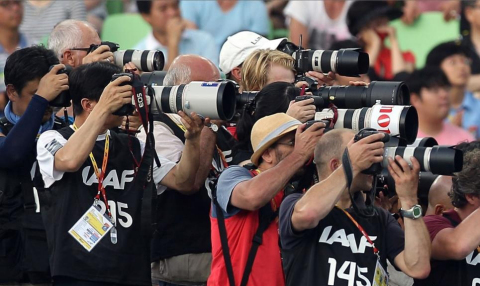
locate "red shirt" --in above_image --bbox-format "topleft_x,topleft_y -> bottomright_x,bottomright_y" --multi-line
208,191 -> 285,286
374,48 -> 415,80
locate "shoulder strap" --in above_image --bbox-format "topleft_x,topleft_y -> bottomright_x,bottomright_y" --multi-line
240,201 -> 277,286
211,182 -> 236,286
0,117 -> 13,135
211,168 -> 279,286
152,113 -> 186,143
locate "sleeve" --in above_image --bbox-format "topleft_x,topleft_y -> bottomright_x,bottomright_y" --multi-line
137,140 -> 176,194
248,1 -> 270,37
36,130 -> 68,188
216,166 -> 252,217
383,210 -> 405,265
279,193 -> 305,250
180,1 -> 199,25
138,121 -> 184,162
0,95 -> 49,168
70,1 -> 87,20
283,1 -> 309,26
423,215 -> 454,241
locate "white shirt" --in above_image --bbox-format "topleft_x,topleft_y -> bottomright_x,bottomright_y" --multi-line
284,1 -> 353,50
36,127 -> 176,194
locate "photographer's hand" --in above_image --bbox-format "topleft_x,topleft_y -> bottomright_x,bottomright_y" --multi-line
178,111 -> 205,141
347,133 -> 385,176
36,64 -> 69,102
292,122 -> 326,161
121,111 -> 142,132
82,45 -> 114,65
306,71 -> 336,87
95,75 -> 132,114
388,156 -> 420,207
124,62 -> 142,75
286,98 -> 316,123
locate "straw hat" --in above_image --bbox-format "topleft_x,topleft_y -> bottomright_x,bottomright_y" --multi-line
250,113 -> 301,166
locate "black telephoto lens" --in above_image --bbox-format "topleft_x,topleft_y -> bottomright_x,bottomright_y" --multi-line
313,81 -> 409,109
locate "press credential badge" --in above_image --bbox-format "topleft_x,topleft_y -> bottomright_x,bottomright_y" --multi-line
69,204 -> 114,252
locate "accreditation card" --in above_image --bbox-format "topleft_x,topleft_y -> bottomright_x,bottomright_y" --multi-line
372,260 -> 388,286
68,205 -> 114,252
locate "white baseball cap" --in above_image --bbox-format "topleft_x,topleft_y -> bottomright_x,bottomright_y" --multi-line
219,31 -> 287,74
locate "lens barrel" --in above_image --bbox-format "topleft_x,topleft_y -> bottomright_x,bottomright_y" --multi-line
114,50 -> 165,72
327,105 -> 418,144
150,81 -> 237,121
383,146 -> 463,175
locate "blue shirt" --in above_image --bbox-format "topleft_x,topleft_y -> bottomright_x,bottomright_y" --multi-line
213,165 -> 253,218
134,29 -> 219,67
180,1 -> 269,50
0,33 -> 31,92
448,91 -> 480,139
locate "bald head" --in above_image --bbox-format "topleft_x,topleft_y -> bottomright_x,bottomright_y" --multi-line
426,175 -> 454,216
164,54 -> 220,85
314,129 -> 355,179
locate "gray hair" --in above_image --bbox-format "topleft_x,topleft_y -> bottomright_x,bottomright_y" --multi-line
48,20 -> 95,60
163,63 -> 192,85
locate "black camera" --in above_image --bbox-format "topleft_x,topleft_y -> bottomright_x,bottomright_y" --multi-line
111,73 -> 137,116
305,119 -> 333,132
354,129 -> 463,176
49,65 -> 73,107
89,41 -> 165,72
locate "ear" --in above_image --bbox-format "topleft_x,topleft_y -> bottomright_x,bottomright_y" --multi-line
6,84 -> 19,102
62,50 -> 75,67
80,98 -> 96,114
434,204 -> 445,216
410,93 -> 421,106
465,6 -> 475,23
329,158 -> 340,173
231,67 -> 242,83
260,148 -> 275,165
140,13 -> 152,25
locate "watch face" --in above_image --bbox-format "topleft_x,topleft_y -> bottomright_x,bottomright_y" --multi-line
413,206 -> 422,217
211,124 -> 218,132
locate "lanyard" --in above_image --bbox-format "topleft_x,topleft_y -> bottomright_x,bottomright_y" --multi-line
72,124 -> 113,221
338,207 -> 379,257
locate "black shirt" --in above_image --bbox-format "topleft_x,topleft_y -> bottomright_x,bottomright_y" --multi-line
279,193 -> 405,286
41,128 -> 150,285
461,36 -> 480,75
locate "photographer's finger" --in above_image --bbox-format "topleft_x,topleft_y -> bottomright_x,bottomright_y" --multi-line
111,75 -> 132,86
367,141 -> 385,151
49,64 -> 66,74
94,45 -> 111,54
410,156 -> 421,173
190,112 -> 204,126
395,155 -> 412,175
360,133 -> 385,144
388,157 -> 402,177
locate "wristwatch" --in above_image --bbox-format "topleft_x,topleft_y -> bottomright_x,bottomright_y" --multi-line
400,205 -> 423,220
207,123 -> 219,133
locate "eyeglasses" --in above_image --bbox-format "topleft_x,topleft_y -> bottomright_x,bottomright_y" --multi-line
0,0 -> 23,9
275,140 -> 295,147
70,47 -> 92,52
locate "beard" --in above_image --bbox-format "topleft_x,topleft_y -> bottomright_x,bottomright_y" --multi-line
41,106 -> 54,124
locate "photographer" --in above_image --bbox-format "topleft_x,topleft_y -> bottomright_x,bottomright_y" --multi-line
209,113 -> 324,286
233,82 -> 315,165
48,19 -> 113,67
415,141 -> 480,286
279,129 -> 431,285
138,54 -> 236,286
240,49 -> 335,92
0,46 -> 68,285
36,62 -> 204,285
219,31 -> 286,84
407,67 -> 474,145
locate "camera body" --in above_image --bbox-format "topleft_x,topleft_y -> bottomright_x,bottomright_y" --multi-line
354,128 -> 391,174
49,65 -> 73,107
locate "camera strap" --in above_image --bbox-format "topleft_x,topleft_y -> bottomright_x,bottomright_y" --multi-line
130,76 -> 160,239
